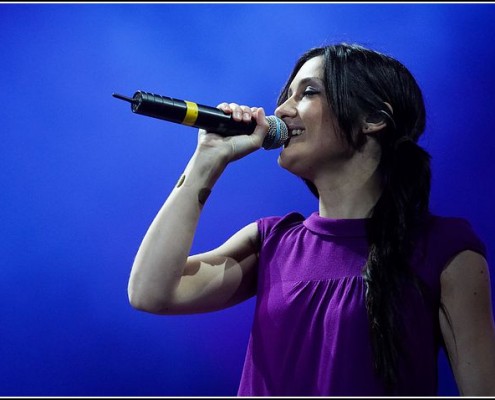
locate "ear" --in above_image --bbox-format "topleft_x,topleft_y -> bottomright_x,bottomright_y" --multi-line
362,102 -> 394,135
362,117 -> 387,135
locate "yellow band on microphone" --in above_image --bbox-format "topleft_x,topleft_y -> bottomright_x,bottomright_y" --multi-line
183,101 -> 199,126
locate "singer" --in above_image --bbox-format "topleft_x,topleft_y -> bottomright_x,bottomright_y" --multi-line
127,43 -> 495,396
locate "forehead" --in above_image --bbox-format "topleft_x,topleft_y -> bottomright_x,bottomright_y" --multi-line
291,55 -> 324,86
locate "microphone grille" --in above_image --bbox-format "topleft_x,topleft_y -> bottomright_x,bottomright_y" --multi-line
263,116 -> 289,150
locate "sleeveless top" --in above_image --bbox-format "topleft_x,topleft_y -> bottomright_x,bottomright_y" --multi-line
237,211 -> 487,396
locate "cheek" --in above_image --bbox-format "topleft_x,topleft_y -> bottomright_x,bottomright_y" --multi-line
314,123 -> 348,156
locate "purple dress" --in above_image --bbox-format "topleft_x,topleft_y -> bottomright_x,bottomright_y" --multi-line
237,211 -> 487,396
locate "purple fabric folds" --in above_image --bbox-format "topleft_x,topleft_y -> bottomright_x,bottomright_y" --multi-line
237,211 -> 486,396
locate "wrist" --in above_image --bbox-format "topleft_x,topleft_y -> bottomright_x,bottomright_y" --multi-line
184,149 -> 228,189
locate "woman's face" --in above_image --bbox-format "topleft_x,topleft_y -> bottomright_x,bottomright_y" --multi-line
275,56 -> 351,181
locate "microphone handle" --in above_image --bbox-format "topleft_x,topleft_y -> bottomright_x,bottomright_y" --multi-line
131,91 -> 257,136
112,90 -> 288,149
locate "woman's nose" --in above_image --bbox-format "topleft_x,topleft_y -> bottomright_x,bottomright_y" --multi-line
275,98 -> 297,119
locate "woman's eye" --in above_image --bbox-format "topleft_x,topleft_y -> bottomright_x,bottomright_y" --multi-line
302,89 -> 319,97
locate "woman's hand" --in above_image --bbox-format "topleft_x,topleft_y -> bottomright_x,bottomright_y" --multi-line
196,103 -> 269,164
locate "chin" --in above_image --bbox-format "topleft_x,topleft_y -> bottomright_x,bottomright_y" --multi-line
277,149 -> 307,178
277,148 -> 290,169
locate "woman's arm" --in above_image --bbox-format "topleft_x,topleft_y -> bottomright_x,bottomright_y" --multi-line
440,250 -> 495,395
128,105 -> 269,315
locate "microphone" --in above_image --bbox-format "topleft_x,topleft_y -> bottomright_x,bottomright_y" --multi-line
112,91 -> 288,150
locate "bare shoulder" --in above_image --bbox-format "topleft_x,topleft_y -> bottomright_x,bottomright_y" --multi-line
440,250 -> 492,330
440,250 -> 495,395
440,250 -> 491,295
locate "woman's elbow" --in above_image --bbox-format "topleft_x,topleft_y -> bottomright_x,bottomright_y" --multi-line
127,284 -> 172,314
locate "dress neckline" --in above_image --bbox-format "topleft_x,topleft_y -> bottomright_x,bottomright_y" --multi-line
303,212 -> 368,237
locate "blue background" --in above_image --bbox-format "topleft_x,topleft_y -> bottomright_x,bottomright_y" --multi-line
1,3 -> 494,396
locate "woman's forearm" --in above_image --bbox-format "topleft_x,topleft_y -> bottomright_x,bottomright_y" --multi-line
127,149 -> 228,313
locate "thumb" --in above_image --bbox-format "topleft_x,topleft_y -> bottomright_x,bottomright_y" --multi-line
226,107 -> 269,162
249,107 -> 269,147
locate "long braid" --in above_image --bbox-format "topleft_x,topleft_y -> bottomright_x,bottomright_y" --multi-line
364,135 -> 431,390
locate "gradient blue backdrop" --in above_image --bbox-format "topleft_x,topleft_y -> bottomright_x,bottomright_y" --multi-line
1,3 -> 494,396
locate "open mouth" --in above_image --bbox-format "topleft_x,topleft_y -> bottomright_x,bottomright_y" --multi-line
290,129 -> 305,137
284,129 -> 305,147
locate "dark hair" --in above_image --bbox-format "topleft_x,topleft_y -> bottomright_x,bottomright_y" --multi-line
277,43 -> 431,391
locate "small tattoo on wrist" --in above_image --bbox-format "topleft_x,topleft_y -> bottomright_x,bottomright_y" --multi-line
176,174 -> 186,188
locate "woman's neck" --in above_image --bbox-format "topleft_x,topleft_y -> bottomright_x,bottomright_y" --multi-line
315,141 -> 382,220
317,175 -> 382,219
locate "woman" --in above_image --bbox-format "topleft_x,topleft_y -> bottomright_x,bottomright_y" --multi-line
127,43 -> 495,395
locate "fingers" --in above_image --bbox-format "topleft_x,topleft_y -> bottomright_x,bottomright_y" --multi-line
214,102 -> 269,156
218,102 -> 259,123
